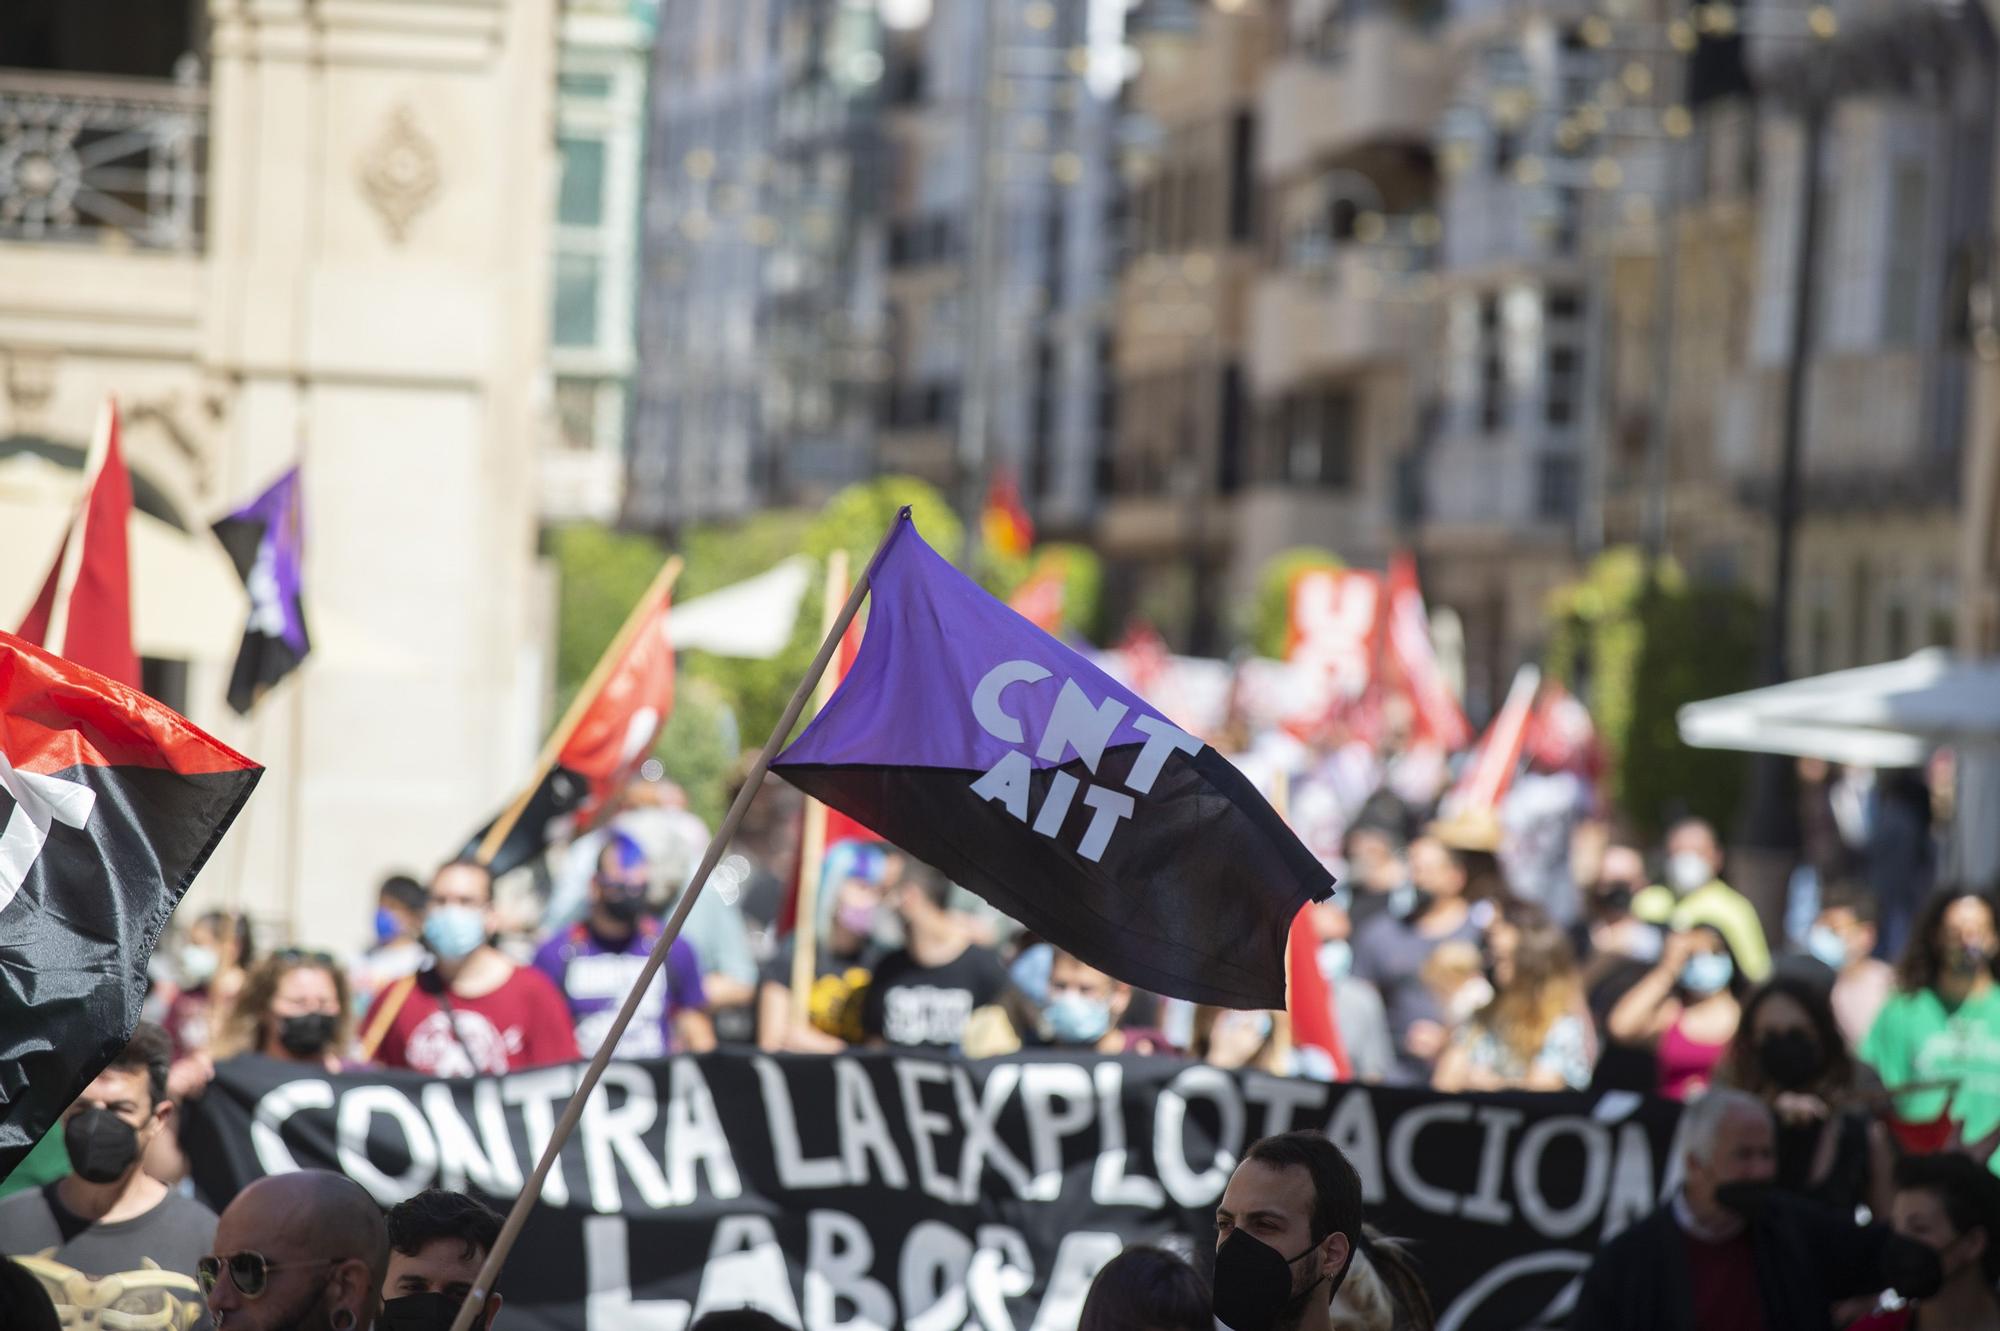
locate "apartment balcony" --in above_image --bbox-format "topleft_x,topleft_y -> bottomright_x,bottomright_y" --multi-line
1716,352 -> 1962,508
0,68 -> 206,253
1258,26 -> 1444,181
1248,250 -> 1423,396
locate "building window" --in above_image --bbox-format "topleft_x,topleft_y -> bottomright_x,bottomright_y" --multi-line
555,378 -> 599,452
1545,345 -> 1579,426
554,252 -> 601,347
1276,389 -> 1355,490
1883,159 -> 1927,345
559,72 -> 614,99
1536,454 -> 1579,521
558,135 -> 607,227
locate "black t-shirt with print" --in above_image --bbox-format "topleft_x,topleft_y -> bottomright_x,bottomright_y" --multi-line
860,944 -> 1011,1049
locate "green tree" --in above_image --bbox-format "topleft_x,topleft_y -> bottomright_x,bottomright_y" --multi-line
1544,549 -> 1761,841
1247,547 -> 1344,658
549,522 -> 672,711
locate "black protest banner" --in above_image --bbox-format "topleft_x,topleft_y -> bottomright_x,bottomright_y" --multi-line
179,1051 -> 1683,1331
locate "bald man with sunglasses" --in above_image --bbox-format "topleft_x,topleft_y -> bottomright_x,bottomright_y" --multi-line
201,1172 -> 386,1331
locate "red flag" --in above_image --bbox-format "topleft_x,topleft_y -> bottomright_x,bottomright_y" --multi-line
559,588 -> 675,827
1287,905 -> 1351,1081
17,399 -> 138,688
0,630 -> 260,1175
1008,566 -> 1066,635
981,469 -> 1035,559
1284,567 -> 1382,738
1383,552 -> 1470,750
1446,664 -> 1543,815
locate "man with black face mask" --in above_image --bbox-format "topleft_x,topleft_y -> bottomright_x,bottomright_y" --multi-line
532,831 -> 714,1057
0,1022 -> 217,1328
379,1188 -> 504,1331
1212,1130 -> 1364,1331
1571,1088 -> 1942,1331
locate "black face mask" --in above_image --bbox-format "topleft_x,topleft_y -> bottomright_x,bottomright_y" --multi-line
1714,1180 -> 1778,1223
1757,1030 -> 1824,1090
63,1107 -> 141,1184
277,1012 -> 338,1059
1949,943 -> 1992,979
599,891 -> 646,926
1212,1228 -> 1345,1331
377,1291 -> 489,1331
1595,882 -> 1635,917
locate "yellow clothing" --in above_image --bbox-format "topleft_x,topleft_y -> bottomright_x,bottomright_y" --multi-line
1632,878 -> 1772,982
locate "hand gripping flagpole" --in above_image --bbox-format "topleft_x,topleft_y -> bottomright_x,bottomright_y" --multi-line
446,519 -> 896,1331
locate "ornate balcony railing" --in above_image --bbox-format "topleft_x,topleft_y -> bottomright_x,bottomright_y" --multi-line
0,67 -> 206,252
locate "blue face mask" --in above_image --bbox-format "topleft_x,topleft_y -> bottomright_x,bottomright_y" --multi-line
424,906 -> 487,962
1318,939 -> 1354,982
374,907 -> 402,947
1681,951 -> 1734,997
1805,924 -> 1849,971
1045,993 -> 1112,1045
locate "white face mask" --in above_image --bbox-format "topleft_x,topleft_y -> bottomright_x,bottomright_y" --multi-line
1668,852 -> 1713,894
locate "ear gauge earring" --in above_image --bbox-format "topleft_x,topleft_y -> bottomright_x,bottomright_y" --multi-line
332,1310 -> 357,1331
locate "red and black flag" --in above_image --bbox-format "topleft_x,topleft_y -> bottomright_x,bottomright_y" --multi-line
0,631 -> 260,1177
466,583 -> 676,876
773,513 -> 1330,1008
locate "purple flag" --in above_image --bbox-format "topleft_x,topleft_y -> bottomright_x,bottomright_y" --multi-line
212,467 -> 309,715
773,510 -> 1330,1008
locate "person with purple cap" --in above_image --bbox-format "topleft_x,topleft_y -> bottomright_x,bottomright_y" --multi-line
533,832 -> 715,1058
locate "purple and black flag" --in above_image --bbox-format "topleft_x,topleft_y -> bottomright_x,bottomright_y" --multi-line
212,467 -> 310,716
773,512 -> 1331,1009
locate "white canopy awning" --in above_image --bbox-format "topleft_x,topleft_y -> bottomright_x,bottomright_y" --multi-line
1676,649 -> 2000,766
0,452 -> 248,662
669,556 -> 814,660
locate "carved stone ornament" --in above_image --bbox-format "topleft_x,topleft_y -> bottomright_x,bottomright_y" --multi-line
358,104 -> 441,243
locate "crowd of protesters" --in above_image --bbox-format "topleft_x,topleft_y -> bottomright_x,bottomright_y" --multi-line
5,712 -> 2000,1331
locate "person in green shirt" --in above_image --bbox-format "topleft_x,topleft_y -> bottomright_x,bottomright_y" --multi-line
0,1129 -> 68,1202
1860,887 -> 2000,1178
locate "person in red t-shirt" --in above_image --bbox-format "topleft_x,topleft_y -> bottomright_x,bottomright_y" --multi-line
1846,1153 -> 2000,1331
362,860 -> 579,1076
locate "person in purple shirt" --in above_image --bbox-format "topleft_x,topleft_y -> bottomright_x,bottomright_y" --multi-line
534,832 -> 715,1057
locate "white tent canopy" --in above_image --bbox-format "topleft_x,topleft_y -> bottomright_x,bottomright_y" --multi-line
668,556 -> 814,660
1676,649 -> 2000,766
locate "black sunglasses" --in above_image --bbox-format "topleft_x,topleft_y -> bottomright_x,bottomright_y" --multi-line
197,1251 -> 338,1299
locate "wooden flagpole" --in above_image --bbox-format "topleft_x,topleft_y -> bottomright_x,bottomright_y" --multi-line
446,518 -> 897,1331
474,554 -> 684,866
44,397 -> 116,658
789,548 -> 850,1028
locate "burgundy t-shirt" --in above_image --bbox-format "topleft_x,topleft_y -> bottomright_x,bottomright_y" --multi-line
367,966 -> 580,1076
1685,1228 -> 1767,1331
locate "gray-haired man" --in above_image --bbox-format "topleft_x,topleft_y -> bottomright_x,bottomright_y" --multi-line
1571,1088 -> 1940,1331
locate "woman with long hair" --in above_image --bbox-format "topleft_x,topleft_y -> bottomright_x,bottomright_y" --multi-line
1332,1227 -> 1437,1331
214,949 -> 354,1071
1434,903 -> 1594,1092
1859,887 -> 2000,1161
1607,919 -> 1745,1100
1716,976 -> 1894,1218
